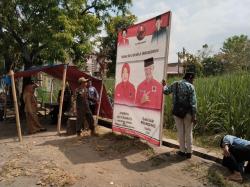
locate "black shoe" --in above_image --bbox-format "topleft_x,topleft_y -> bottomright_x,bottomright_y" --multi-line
186,153 -> 192,159
176,151 -> 186,157
39,128 -> 47,132
245,164 -> 250,174
76,131 -> 81,136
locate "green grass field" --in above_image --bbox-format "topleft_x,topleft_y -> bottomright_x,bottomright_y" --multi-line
104,71 -> 250,142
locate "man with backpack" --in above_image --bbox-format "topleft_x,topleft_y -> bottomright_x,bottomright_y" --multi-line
162,72 -> 197,158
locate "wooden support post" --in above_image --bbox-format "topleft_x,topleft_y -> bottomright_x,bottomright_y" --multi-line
95,79 -> 104,126
57,64 -> 68,134
50,79 -> 54,104
3,87 -> 7,120
9,70 -> 23,142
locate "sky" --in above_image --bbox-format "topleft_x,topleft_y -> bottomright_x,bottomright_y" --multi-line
130,0 -> 250,63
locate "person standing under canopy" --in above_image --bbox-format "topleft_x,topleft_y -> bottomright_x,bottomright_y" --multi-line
23,81 -> 47,134
75,77 -> 96,136
87,80 -> 99,115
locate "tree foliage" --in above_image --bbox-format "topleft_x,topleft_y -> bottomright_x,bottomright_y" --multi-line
0,0 -> 132,71
178,49 -> 203,76
201,57 -> 224,76
197,43 -> 212,59
221,34 -> 250,71
197,44 -> 224,76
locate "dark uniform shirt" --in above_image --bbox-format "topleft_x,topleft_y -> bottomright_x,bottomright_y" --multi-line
75,87 -> 91,114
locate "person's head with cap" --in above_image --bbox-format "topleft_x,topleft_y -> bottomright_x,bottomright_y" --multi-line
78,77 -> 88,87
144,57 -> 154,81
183,72 -> 195,84
121,63 -> 130,82
155,15 -> 162,31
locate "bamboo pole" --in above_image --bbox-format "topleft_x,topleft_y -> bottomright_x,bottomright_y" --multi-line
3,86 -> 7,120
50,79 -> 54,104
57,64 -> 68,134
9,70 -> 23,142
95,78 -> 104,126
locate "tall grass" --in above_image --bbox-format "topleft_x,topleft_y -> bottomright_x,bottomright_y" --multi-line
104,78 -> 115,96
165,71 -> 250,139
104,72 -> 250,139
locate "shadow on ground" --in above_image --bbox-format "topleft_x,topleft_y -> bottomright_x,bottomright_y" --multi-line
36,132 -> 157,165
0,116 -> 63,142
120,151 -> 187,172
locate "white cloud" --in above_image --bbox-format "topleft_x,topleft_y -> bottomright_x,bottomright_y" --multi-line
131,0 -> 250,62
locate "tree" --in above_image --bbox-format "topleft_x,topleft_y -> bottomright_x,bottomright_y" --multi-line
0,0 -> 132,71
98,14 -> 136,76
0,22 -> 22,73
179,49 -> 203,76
197,44 -> 224,76
197,43 -> 213,60
201,57 -> 224,76
221,35 -> 250,71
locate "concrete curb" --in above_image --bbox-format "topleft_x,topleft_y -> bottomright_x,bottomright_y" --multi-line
162,138 -> 222,163
98,118 -> 223,164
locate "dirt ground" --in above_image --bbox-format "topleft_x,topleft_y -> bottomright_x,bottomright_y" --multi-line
0,117 -> 249,187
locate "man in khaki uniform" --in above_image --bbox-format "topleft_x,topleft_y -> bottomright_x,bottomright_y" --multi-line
75,77 -> 96,136
23,82 -> 46,134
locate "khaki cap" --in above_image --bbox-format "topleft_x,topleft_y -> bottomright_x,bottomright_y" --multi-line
78,77 -> 88,83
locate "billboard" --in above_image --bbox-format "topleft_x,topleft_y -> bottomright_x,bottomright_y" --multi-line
112,11 -> 171,146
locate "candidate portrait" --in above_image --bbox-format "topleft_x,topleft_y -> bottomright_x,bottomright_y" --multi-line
135,57 -> 163,110
151,15 -> 167,43
115,63 -> 136,105
118,28 -> 129,46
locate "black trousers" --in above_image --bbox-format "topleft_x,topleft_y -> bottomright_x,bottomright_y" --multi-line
50,101 -> 70,124
89,104 -> 96,115
76,111 -> 94,132
222,145 -> 250,173
0,109 -> 4,121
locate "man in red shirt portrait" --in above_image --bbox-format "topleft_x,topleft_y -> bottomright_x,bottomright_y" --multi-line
135,57 -> 163,110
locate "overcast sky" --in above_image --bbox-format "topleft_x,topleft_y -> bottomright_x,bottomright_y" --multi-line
130,0 -> 250,63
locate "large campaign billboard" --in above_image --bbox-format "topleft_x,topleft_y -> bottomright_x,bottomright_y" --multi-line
112,11 -> 171,146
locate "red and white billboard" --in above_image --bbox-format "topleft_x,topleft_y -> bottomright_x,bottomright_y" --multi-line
112,11 -> 171,146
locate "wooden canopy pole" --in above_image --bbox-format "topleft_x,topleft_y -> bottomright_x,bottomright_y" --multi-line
3,86 -> 7,120
50,79 -> 54,104
95,78 -> 104,126
9,70 -> 23,142
57,64 -> 68,134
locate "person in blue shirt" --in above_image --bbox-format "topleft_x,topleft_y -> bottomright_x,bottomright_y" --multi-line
162,72 -> 197,158
87,80 -> 99,115
220,135 -> 250,182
